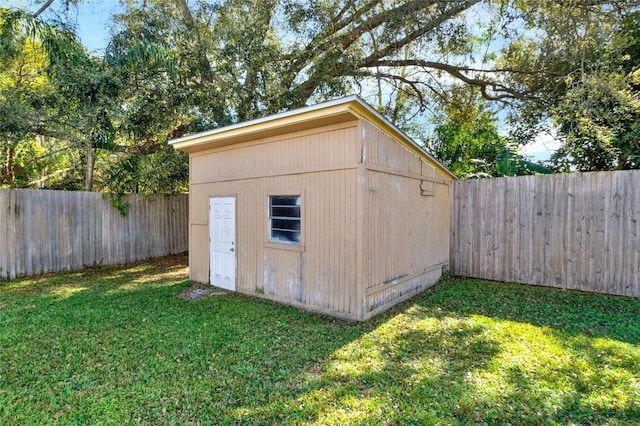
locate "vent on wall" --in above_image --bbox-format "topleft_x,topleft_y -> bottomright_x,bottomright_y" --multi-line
420,180 -> 435,196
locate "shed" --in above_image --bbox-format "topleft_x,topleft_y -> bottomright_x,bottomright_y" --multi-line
169,95 -> 456,321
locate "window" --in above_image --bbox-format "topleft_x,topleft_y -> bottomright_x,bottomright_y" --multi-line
269,195 -> 301,244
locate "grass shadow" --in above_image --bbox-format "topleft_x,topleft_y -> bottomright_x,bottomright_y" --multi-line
427,277 -> 640,345
2,260 -> 640,424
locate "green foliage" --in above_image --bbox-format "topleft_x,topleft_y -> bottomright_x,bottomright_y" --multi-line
1,256 -> 640,424
427,122 -> 507,178
3,1 -> 640,192
424,85 -> 551,178
551,71 -> 640,171
547,13 -> 640,171
101,192 -> 131,216
0,7 -> 115,190
495,145 -> 553,176
102,149 -> 189,195
1,5 -> 192,194
500,7 -> 640,171
0,9 -> 56,187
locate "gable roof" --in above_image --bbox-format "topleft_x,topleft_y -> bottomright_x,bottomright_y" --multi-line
169,95 -> 456,180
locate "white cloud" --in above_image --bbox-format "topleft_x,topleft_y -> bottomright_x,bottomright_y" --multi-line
522,129 -> 562,162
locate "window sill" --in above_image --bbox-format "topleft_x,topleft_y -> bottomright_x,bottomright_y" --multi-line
265,241 -> 305,252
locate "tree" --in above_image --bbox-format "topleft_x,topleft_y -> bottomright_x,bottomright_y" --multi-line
423,84 -> 504,177
108,1 -> 637,162
0,8 -> 82,187
548,13 -> 640,171
496,4 -> 640,171
107,0 -> 635,116
1,4 -> 188,193
424,83 -> 553,177
4,0 -> 639,192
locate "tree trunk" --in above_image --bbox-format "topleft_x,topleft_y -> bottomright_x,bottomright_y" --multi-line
85,142 -> 93,191
2,146 -> 17,185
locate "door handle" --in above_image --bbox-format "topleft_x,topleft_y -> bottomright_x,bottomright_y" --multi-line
230,248 -> 235,252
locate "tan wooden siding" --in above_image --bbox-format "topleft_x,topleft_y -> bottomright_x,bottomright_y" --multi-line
187,117 -> 453,320
189,223 -> 209,283
190,122 -> 359,186
188,123 -> 362,318
360,120 -> 443,183
0,189 -> 188,279
358,121 -> 451,318
189,169 -> 358,317
451,171 -> 640,297
359,168 -> 450,315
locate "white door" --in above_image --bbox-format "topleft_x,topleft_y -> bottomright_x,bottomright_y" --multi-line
209,197 -> 236,291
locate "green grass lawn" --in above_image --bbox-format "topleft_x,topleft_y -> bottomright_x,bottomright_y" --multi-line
1,255 -> 639,425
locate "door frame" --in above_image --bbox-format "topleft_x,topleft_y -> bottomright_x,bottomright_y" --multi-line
209,195 -> 237,291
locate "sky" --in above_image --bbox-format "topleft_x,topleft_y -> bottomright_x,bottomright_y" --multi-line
66,1 -> 116,52
4,0 -> 561,162
4,0 -> 115,52
526,131 -> 562,163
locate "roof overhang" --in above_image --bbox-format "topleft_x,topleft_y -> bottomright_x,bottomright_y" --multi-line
169,95 -> 457,180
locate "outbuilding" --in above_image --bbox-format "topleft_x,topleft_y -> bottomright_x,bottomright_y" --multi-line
170,95 -> 456,321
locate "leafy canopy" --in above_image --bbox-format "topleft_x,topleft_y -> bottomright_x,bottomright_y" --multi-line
1,0 -> 638,190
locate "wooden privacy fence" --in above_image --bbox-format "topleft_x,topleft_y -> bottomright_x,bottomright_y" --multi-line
451,170 -> 640,297
0,189 -> 188,279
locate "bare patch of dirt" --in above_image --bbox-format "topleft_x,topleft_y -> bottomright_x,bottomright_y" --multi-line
177,283 -> 227,300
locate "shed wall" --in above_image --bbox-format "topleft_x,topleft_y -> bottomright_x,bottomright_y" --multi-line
188,122 -> 361,318
358,120 -> 451,319
186,117 -> 452,320
190,122 -> 359,186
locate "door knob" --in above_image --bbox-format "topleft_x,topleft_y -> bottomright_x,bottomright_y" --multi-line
230,248 -> 235,252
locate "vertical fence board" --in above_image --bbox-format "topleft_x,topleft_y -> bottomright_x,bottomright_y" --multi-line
575,174 -> 584,289
452,170 -> 640,297
0,189 -> 188,279
15,190 -> 26,277
8,190 -> 17,279
633,177 -> 640,296
503,176 -> 515,282
0,190 -> 8,279
48,190 -> 57,273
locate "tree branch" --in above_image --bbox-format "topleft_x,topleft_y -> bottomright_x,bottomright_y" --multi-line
291,0 -> 482,105
288,0 -> 444,88
173,0 -> 194,24
352,69 -> 449,107
33,0 -> 54,18
365,59 -> 539,101
358,0 -> 481,69
293,0 -> 379,65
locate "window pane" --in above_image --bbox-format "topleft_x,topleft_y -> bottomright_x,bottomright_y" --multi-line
269,195 -> 301,244
272,218 -> 301,231
271,206 -> 300,217
270,196 -> 300,207
271,229 -> 300,243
